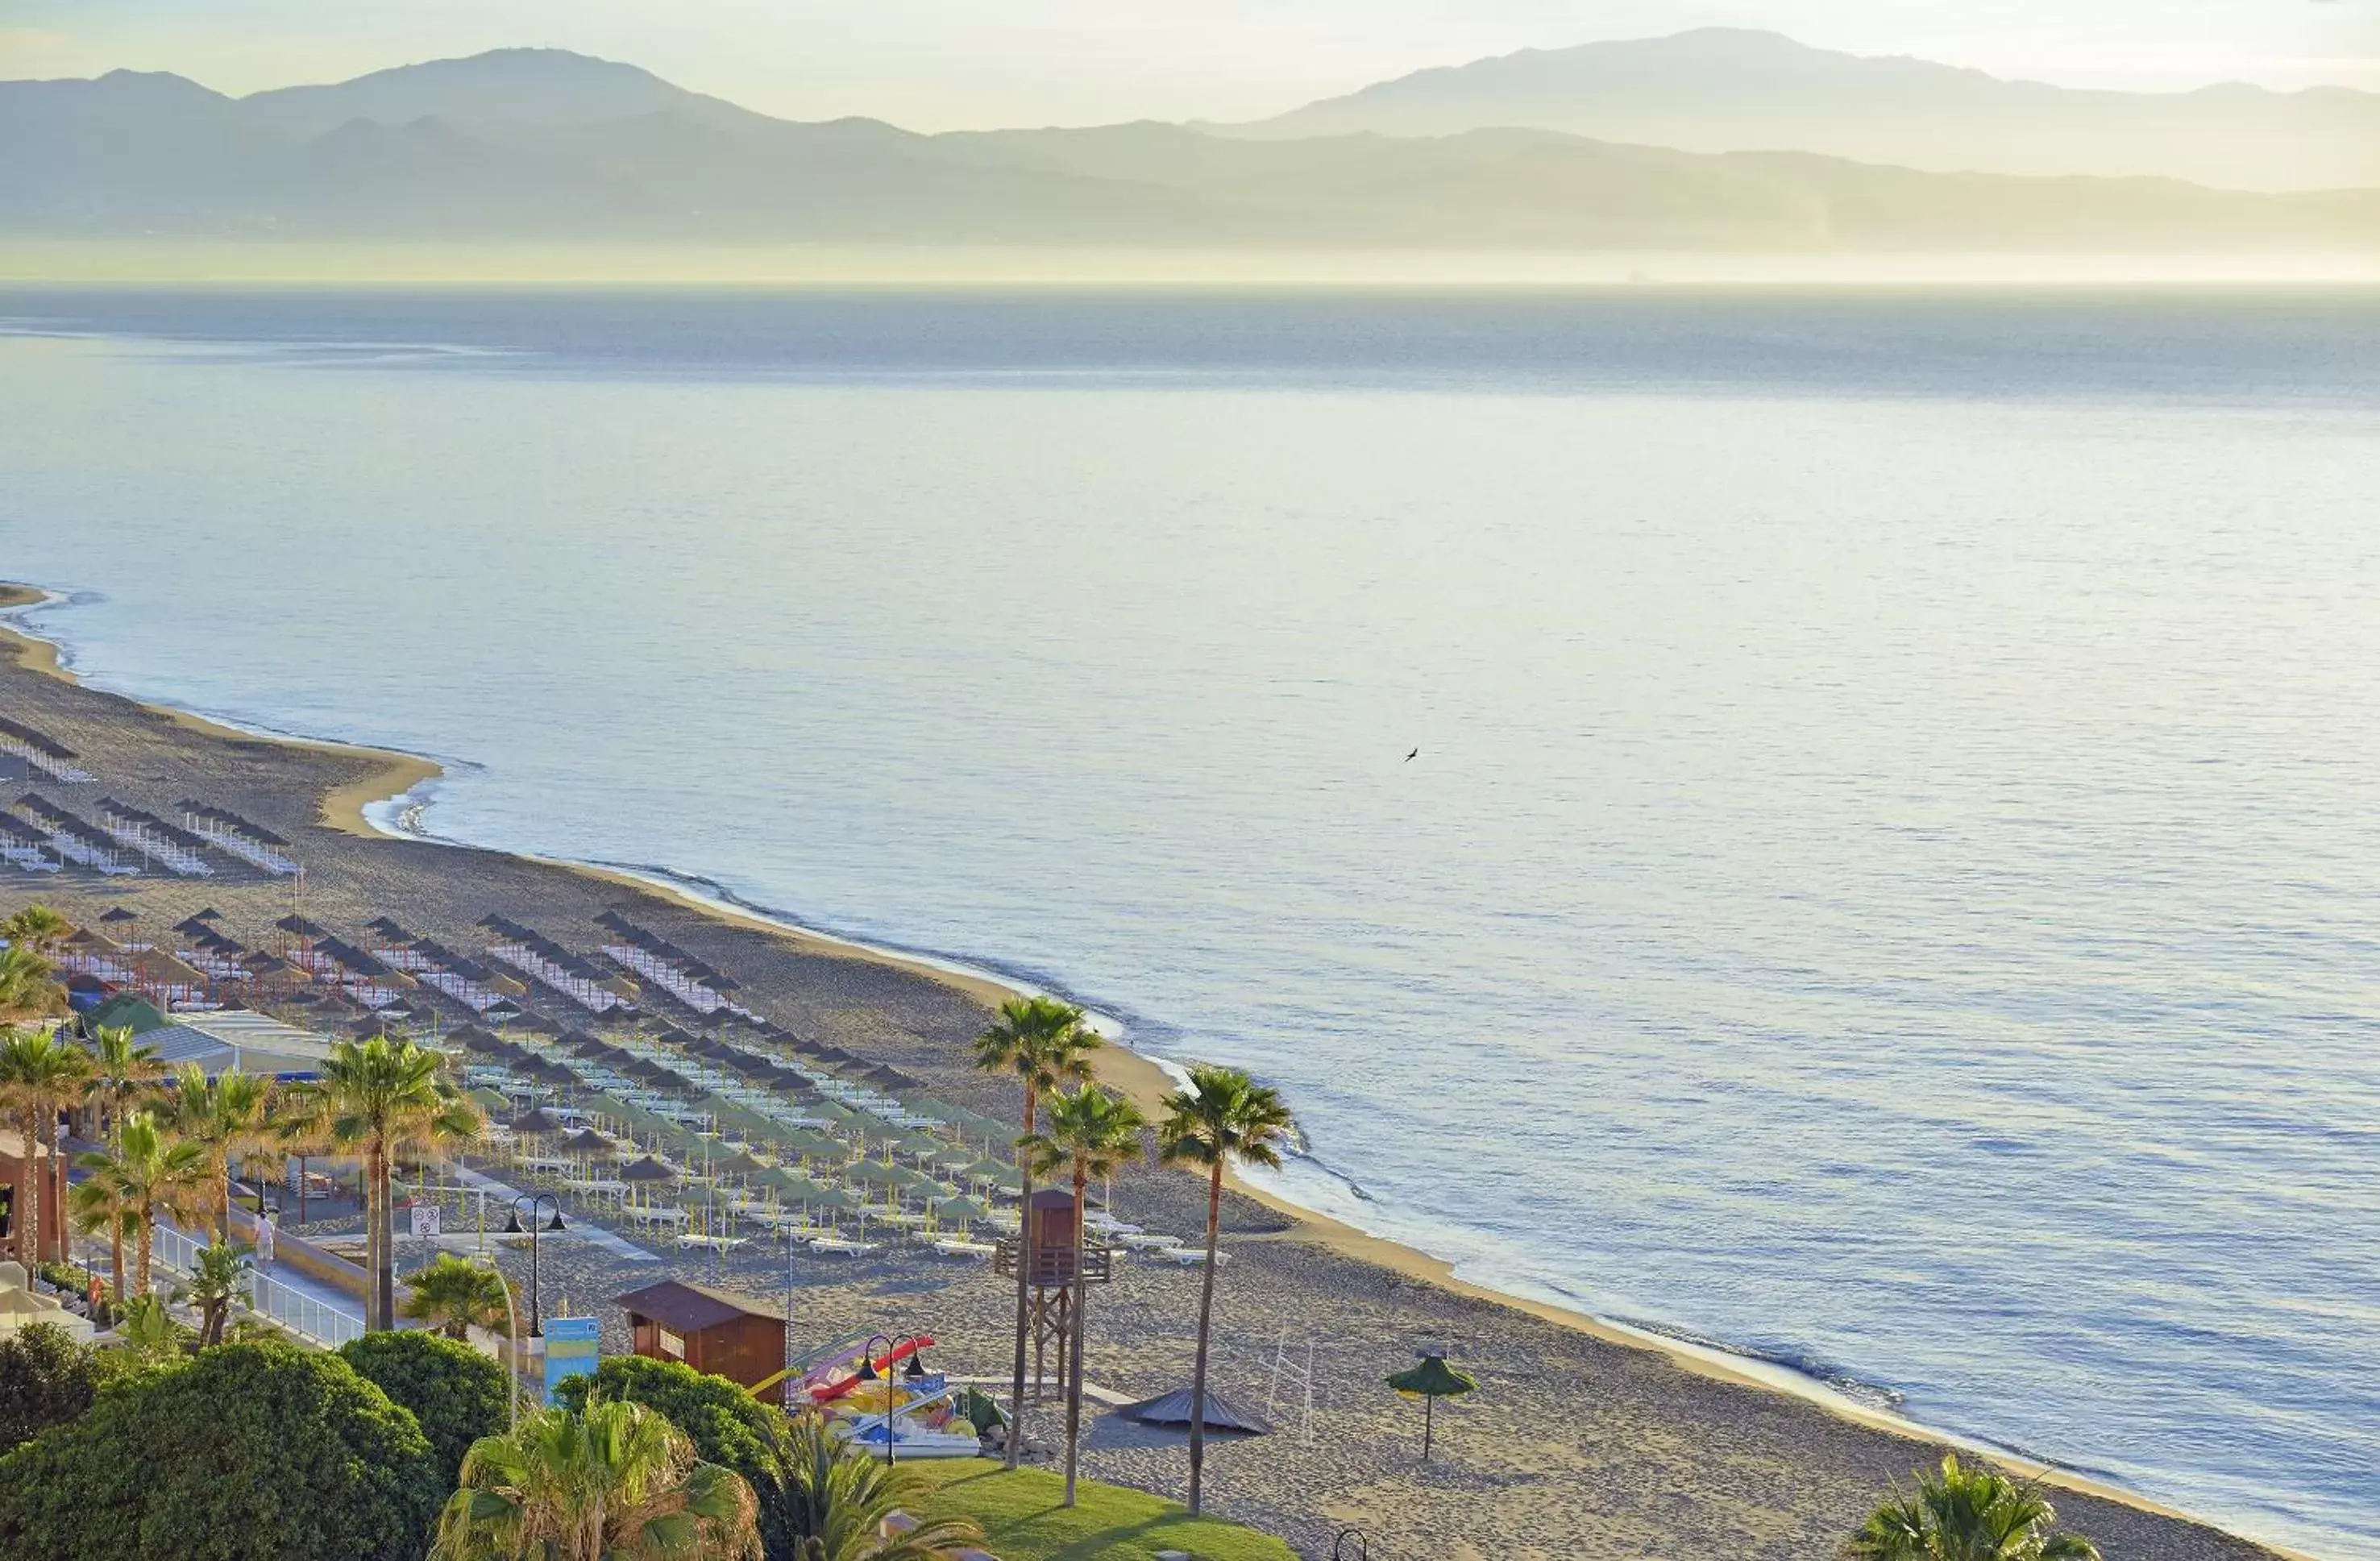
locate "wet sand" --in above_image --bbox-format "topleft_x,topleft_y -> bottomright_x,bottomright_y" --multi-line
0,600 -> 2295,1561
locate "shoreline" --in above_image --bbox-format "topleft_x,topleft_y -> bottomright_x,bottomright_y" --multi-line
0,581 -> 2309,1559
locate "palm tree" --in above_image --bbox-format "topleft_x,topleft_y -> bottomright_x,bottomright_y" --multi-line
0,1028 -> 93,1267
404,1252 -> 512,1339
430,1398 -> 763,1561
289,1036 -> 483,1330
1021,1086 -> 1146,1506
174,1239 -> 255,1347
114,1291 -> 190,1365
970,994 -> 1100,1470
0,904 -> 71,957
1157,1063 -> 1293,1517
75,1111 -> 210,1297
156,1064 -> 278,1240
85,1023 -> 166,1149
66,1157 -> 130,1310
1843,1455 -> 2103,1560
769,1412 -> 984,1561
0,946 -> 66,1028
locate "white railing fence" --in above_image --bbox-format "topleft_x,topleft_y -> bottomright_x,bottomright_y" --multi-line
143,1223 -> 366,1350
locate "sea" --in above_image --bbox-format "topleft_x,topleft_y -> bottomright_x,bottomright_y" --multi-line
1,286 -> 2374,1557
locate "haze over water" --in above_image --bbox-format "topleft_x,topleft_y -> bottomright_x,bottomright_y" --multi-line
2,287 -> 2375,1558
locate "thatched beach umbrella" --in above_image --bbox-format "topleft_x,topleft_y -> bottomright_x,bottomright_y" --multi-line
620,1156 -> 678,1184
928,1194 -> 989,1234
561,1128 -> 615,1155
509,1109 -> 564,1136
1386,1354 -> 1477,1462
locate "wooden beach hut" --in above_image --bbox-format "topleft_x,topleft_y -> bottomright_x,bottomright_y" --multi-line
612,1280 -> 790,1401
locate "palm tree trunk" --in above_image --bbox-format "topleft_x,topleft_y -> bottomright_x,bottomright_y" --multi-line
1186,1165 -> 1223,1517
374,1145 -> 397,1331
109,1215 -> 124,1308
19,1103 -> 44,1269
135,1207 -> 154,1297
1004,1086 -> 1036,1471
7,1112 -> 29,1266
1063,1164 -> 1088,1507
49,1106 -> 69,1264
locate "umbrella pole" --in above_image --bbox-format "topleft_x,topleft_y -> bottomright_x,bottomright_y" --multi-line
1423,1394 -> 1433,1462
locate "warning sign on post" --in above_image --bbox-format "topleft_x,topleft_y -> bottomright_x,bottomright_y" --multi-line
409,1202 -> 442,1238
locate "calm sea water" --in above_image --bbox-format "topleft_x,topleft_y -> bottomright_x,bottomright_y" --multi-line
2,288 -> 2376,1557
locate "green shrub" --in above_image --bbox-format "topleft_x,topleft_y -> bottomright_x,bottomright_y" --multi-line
35,1260 -> 84,1293
339,1329 -> 511,1481
0,1339 -> 446,1561
0,1322 -> 99,1453
556,1353 -> 791,1556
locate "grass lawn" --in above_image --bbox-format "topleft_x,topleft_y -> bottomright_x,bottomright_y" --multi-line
904,1459 -> 1297,1561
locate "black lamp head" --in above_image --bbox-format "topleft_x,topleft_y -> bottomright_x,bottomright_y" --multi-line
545,1209 -> 567,1233
501,1210 -> 526,1235
903,1353 -> 928,1380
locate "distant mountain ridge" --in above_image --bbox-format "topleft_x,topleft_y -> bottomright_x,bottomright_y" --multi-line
5,43 -> 2378,254
1234,29 -> 2380,192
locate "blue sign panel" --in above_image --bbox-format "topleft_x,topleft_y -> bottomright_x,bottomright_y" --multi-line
542,1316 -> 600,1405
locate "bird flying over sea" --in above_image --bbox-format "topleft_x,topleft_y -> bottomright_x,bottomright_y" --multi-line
1406,748 -> 1419,762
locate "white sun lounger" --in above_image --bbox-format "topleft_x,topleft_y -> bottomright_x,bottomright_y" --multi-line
1159,1246 -> 1230,1267
808,1235 -> 882,1256
931,1238 -> 996,1259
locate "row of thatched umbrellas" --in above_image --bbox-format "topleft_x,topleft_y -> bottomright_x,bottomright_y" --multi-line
499,1102 -> 1003,1236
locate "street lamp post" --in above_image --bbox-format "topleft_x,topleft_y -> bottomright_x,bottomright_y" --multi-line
855,1333 -> 928,1468
501,1193 -> 565,1337
488,1264 -> 525,1431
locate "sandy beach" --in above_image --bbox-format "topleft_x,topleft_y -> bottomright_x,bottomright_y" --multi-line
0,592 -> 2295,1561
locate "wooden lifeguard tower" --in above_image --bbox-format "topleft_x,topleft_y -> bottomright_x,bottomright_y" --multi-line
993,1188 -> 1111,1401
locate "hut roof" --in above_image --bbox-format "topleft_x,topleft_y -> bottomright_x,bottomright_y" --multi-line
1117,1388 -> 1273,1434
509,1109 -> 564,1135
613,1279 -> 785,1332
560,1128 -> 616,1153
85,991 -> 172,1036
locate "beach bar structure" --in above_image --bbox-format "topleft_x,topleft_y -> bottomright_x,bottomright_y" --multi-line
613,1280 -> 791,1403
0,716 -> 93,783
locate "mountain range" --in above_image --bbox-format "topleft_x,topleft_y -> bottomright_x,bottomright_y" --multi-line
1234,29 -> 2380,193
6,39 -> 2377,255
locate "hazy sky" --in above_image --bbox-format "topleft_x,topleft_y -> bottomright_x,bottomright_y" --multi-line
6,0 -> 2376,128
